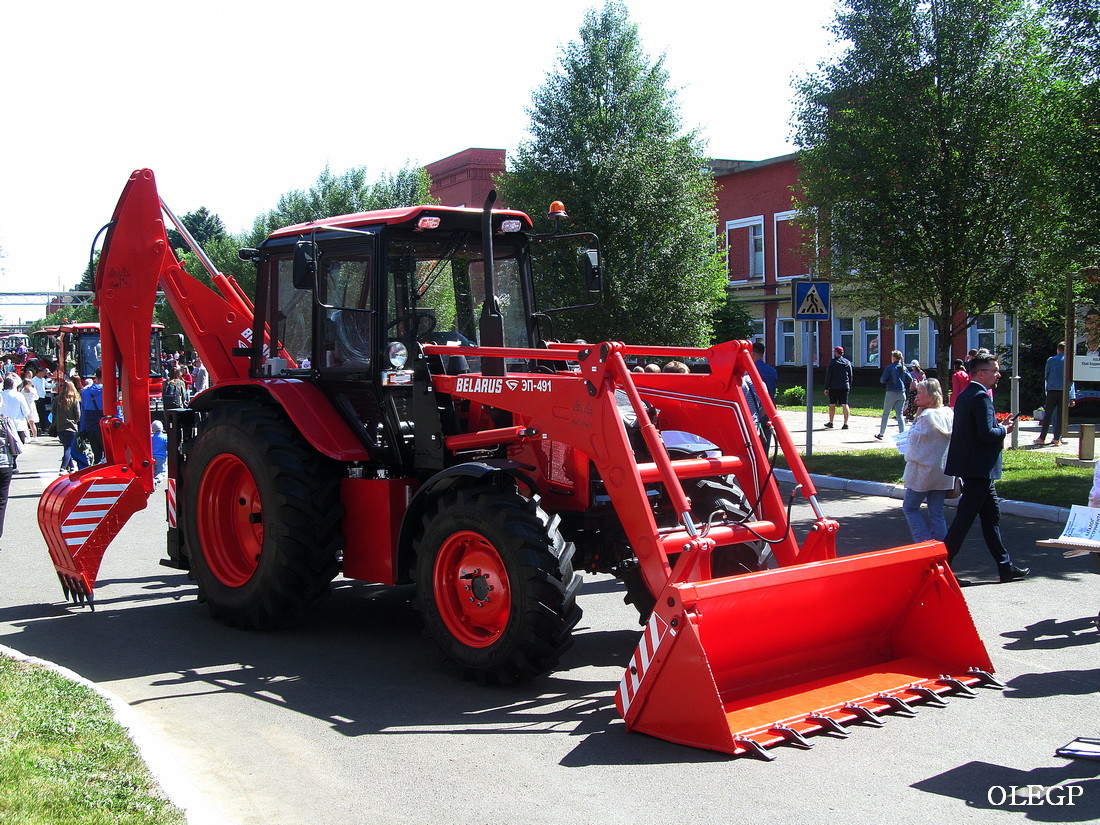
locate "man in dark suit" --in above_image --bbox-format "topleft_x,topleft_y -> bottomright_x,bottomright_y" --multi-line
752,341 -> 779,452
943,354 -> 1029,582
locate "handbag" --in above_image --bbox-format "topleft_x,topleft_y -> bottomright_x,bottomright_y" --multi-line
946,477 -> 963,499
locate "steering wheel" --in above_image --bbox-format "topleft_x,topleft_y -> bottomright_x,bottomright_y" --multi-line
387,312 -> 437,337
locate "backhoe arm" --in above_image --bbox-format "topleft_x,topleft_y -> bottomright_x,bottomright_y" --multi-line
37,169 -> 256,606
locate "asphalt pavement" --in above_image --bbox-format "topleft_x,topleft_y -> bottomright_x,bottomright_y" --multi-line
1,428 -> 1098,825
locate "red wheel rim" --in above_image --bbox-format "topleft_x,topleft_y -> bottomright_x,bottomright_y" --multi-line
196,453 -> 263,587
433,530 -> 512,648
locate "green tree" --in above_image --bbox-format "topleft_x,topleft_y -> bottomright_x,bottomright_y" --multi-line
498,0 -> 725,346
248,163 -> 434,244
166,207 -> 227,256
793,0 -> 1064,375
1048,0 -> 1100,279
710,292 -> 756,345
36,164 -> 433,334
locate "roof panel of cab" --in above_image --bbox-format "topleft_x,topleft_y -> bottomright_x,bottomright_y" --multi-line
266,205 -> 534,239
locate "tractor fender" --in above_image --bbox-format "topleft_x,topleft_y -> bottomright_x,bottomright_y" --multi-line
189,378 -> 371,462
396,459 -> 537,582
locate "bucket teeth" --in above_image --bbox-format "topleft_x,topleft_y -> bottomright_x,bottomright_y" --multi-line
909,686 -> 949,707
770,725 -> 814,749
938,675 -> 978,697
968,667 -> 1006,689
877,693 -> 918,717
843,703 -> 885,727
57,574 -> 94,611
808,713 -> 850,737
734,738 -> 776,761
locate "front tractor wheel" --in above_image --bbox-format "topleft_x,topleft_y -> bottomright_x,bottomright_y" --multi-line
414,487 -> 581,684
182,404 -> 342,629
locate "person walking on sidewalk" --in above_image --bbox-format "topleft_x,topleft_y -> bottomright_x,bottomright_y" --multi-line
901,379 -> 955,541
1035,341 -> 1075,446
0,414 -> 21,544
752,341 -> 778,451
875,350 -> 912,440
79,369 -> 105,465
823,346 -> 853,429
949,359 -> 969,407
54,378 -> 85,473
943,354 -> 1029,583
903,360 -> 926,421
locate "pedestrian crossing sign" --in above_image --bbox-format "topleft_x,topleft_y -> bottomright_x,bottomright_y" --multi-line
792,281 -> 831,320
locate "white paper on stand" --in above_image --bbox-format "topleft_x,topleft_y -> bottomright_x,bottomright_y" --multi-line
1055,505 -> 1100,555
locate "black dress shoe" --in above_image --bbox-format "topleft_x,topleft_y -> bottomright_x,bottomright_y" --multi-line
999,566 -> 1029,583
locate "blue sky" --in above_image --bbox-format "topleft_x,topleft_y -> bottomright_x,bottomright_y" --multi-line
0,0 -> 839,323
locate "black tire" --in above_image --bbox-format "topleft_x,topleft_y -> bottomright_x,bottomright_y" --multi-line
690,476 -> 774,577
413,486 -> 582,684
182,404 -> 342,629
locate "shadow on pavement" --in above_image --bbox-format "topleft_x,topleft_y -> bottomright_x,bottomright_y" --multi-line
913,760 -> 1100,821
0,572 -> 725,765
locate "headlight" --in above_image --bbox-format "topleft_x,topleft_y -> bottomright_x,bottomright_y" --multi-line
385,341 -> 409,369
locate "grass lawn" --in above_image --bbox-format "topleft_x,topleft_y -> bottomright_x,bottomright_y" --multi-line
0,656 -> 185,825
775,446 -> 1092,508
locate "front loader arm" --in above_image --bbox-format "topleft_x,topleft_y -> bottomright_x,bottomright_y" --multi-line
37,169 -> 257,606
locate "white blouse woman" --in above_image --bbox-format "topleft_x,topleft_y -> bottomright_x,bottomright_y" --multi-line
902,378 -> 956,542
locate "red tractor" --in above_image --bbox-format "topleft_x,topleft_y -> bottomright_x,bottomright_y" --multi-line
38,170 -> 999,758
30,321 -> 166,404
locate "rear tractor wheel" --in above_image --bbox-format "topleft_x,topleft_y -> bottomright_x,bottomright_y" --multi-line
182,404 -> 342,629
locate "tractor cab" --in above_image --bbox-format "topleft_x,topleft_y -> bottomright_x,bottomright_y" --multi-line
249,204 -> 600,475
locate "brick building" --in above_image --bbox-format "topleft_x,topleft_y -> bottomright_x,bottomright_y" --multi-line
426,148 -> 1012,375
425,148 -> 505,209
712,153 -> 1012,378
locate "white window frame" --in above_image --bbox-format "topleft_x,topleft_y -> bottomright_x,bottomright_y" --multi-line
773,210 -> 807,281
833,316 -> 854,358
750,318 -> 765,346
895,320 -> 921,366
777,318 -> 796,365
726,215 -> 765,281
970,313 -> 997,353
927,318 -> 941,367
861,317 -> 881,368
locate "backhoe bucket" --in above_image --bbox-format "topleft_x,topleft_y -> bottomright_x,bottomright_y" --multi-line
37,464 -> 149,608
615,543 -> 998,758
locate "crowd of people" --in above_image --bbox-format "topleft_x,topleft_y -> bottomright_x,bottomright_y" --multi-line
0,337 -> 1078,584
0,349 -> 209,480
865,347 -> 1031,582
806,343 -> 1039,582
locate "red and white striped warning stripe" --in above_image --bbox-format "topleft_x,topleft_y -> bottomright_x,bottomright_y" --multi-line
166,478 -> 177,528
616,611 -> 673,714
59,480 -> 133,551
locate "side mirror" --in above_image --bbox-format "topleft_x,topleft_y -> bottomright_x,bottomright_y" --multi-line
582,249 -> 602,293
293,241 -> 317,290
162,333 -> 184,351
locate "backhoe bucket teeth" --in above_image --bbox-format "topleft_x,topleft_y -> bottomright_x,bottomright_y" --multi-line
615,543 -> 994,757
37,464 -> 149,605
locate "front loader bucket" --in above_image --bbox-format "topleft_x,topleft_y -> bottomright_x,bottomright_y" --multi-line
37,464 -> 150,608
615,543 -> 998,758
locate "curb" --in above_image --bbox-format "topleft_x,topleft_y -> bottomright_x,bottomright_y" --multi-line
0,643 -> 226,825
772,469 -> 1071,524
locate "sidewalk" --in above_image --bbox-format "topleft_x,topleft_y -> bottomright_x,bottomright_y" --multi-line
771,408 -> 1089,525
775,407 -> 1083,457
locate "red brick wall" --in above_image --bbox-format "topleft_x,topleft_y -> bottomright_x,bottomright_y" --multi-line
426,148 -> 506,208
